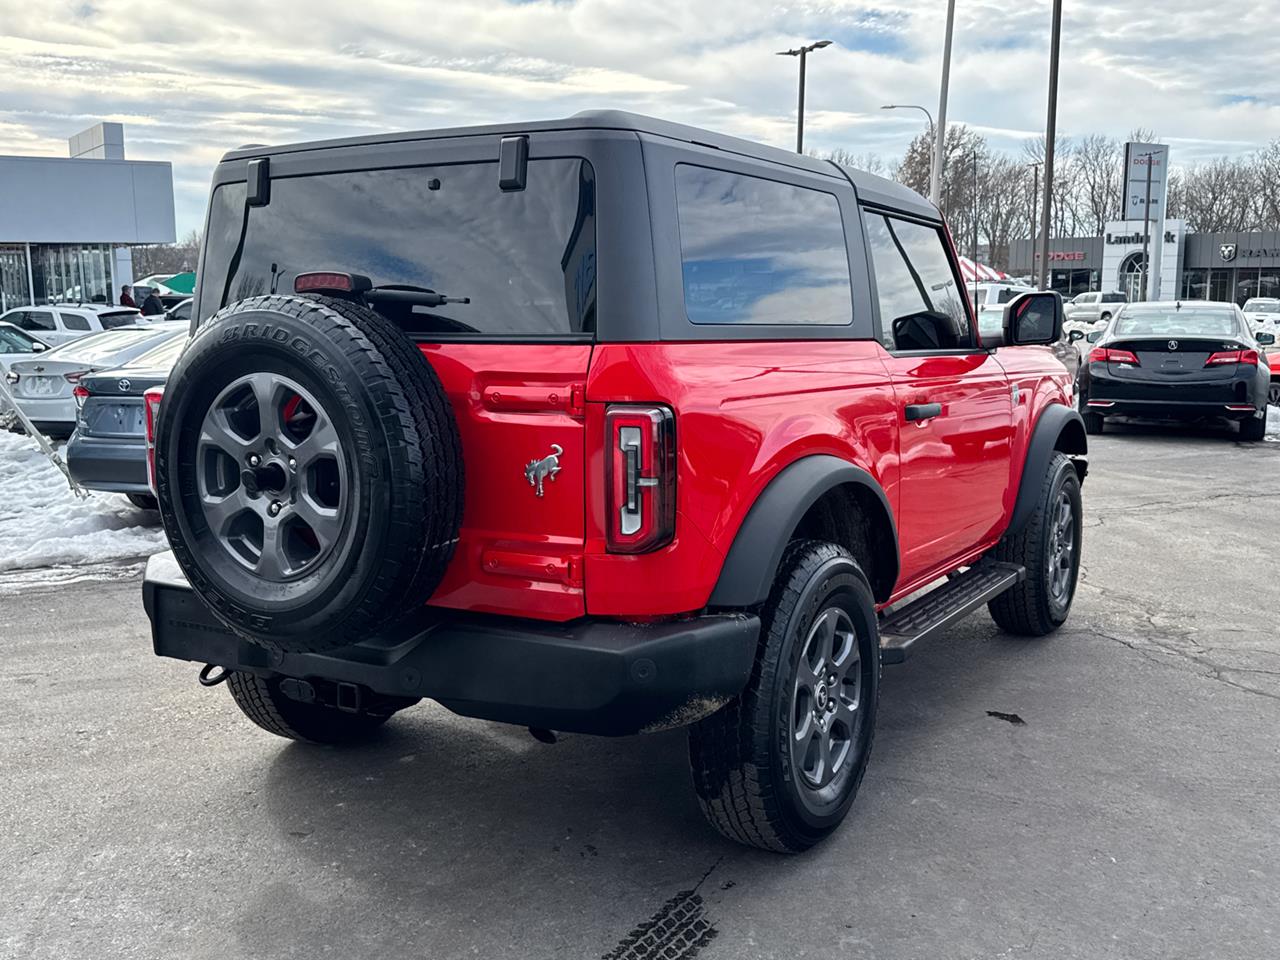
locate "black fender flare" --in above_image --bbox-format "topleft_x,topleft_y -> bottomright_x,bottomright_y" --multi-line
708,455 -> 899,607
1007,403 -> 1088,536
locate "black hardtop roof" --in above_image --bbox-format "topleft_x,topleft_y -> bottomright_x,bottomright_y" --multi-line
220,109 -> 939,221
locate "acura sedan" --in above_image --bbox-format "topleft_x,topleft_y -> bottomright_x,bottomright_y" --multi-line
1078,301 -> 1273,440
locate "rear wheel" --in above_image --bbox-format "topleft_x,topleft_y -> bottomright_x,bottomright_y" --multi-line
226,672 -> 392,744
1083,410 -> 1104,434
688,541 -> 880,852
1267,381 -> 1280,407
988,452 -> 1082,636
126,493 -> 157,510
1238,412 -> 1267,442
1100,311 -> 1112,322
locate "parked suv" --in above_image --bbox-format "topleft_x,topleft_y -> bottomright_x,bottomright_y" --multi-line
1065,290 -> 1127,326
0,303 -> 144,346
143,112 -> 1087,852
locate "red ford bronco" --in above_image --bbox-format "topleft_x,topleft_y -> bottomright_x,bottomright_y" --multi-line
144,111 -> 1086,852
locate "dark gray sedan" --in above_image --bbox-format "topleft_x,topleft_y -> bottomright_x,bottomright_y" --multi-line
66,332 -> 188,508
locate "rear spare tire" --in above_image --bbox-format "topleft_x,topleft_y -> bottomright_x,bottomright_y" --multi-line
155,294 -> 462,653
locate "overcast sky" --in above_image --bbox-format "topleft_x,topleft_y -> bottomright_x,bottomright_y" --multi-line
2,0 -> 1277,237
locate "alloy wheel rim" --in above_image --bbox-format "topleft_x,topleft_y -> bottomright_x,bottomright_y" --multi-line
196,372 -> 347,581
1046,490 -> 1075,604
791,607 -> 862,791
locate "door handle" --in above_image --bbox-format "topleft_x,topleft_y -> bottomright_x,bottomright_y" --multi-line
904,402 -> 942,423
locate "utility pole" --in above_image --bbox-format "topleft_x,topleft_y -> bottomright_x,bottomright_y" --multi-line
1036,0 -> 1063,291
1028,162 -> 1042,280
1140,152 -> 1154,301
934,0 -> 957,212
777,41 -> 833,154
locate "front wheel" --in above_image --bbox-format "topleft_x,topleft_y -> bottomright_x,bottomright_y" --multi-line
688,541 -> 880,852
988,452 -> 1082,636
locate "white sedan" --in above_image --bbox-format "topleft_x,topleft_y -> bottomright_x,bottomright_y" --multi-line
0,322 -> 51,375
4,323 -> 186,437
1243,298 -> 1280,336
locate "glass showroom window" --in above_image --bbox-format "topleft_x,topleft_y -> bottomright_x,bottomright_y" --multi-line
32,244 -> 113,305
0,246 -> 31,312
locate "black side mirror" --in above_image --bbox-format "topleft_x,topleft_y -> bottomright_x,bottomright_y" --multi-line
1001,291 -> 1063,347
1258,332 -> 1276,346
1068,329 -> 1084,342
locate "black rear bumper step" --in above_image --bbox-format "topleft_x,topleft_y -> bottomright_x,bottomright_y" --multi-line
142,552 -> 759,737
879,561 -> 1025,664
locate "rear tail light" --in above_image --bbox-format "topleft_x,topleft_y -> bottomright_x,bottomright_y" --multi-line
1205,349 -> 1259,367
63,371 -> 85,384
1088,346 -> 1140,366
294,272 -> 371,294
144,386 -> 165,495
73,385 -> 90,410
606,405 -> 675,554
6,371 -> 19,385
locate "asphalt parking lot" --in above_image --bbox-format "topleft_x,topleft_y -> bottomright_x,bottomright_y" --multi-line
2,422 -> 1278,960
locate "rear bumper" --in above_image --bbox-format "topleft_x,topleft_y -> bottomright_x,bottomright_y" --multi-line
15,396 -> 75,429
1085,398 -> 1261,420
142,552 -> 759,737
66,434 -> 149,492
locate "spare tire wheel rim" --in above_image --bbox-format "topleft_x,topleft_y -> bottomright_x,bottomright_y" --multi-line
196,371 -> 347,581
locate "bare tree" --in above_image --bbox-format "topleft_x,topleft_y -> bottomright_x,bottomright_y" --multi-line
132,230 -> 202,279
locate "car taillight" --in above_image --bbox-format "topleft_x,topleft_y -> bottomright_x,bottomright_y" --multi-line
73,385 -> 90,410
1205,349 -> 1259,366
1089,346 -> 1140,366
144,386 -> 165,495
63,371 -> 85,384
5,371 -> 18,385
606,404 -> 675,554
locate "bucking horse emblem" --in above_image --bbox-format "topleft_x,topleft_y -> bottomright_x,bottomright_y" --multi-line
524,444 -> 563,497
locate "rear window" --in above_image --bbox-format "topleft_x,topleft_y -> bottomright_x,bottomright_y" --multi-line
49,329 -> 157,363
675,165 -> 852,325
198,159 -> 597,337
98,310 -> 141,330
1113,307 -> 1240,338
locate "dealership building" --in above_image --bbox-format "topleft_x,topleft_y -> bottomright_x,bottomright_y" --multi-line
0,122 -> 176,312
1009,224 -> 1280,305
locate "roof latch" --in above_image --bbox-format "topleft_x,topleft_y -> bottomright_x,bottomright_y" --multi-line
498,136 -> 528,191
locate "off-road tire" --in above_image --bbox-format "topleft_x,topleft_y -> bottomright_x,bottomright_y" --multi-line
1083,410 -> 1104,434
988,452 -> 1082,636
226,672 -> 390,744
1238,412 -> 1267,442
155,294 -> 463,653
126,493 -> 158,510
688,540 -> 880,853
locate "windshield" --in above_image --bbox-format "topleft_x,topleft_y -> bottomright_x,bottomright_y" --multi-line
1243,298 -> 1280,314
1112,307 -> 1240,338
199,158 -> 597,337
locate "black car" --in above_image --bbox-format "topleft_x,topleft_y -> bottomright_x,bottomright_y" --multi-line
1079,300 -> 1274,440
66,331 -> 188,507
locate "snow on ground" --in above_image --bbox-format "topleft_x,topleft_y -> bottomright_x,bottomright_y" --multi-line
0,429 -> 168,573
1267,405 -> 1280,440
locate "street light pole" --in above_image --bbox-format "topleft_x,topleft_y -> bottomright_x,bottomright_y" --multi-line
880,104 -> 937,204
1036,0 -> 1063,291
777,40 -> 833,154
1028,161 -> 1042,279
934,0 -> 957,213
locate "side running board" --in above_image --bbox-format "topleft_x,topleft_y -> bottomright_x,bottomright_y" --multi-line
879,561 -> 1026,664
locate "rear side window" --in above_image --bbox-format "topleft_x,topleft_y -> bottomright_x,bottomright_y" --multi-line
60,312 -> 91,331
18,310 -> 55,332
675,165 -> 852,326
200,159 -> 597,337
863,212 -> 971,351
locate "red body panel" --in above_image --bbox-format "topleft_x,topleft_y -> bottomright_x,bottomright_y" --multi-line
419,337 -> 1072,623
421,343 -> 591,620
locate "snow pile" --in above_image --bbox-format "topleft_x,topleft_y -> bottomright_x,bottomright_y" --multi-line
0,430 -> 168,572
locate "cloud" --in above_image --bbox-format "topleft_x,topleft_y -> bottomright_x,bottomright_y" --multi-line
0,0 -> 1275,237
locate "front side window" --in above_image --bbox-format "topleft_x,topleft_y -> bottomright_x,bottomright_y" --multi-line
675,165 -> 852,326
60,312 -> 91,331
862,212 -> 971,351
199,159 -> 597,337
